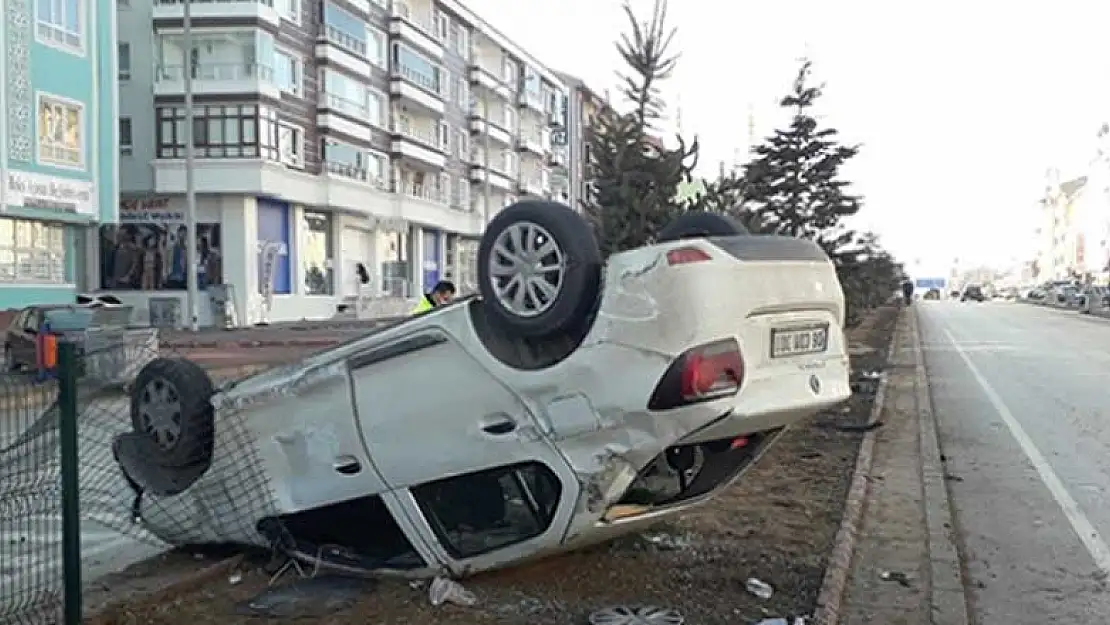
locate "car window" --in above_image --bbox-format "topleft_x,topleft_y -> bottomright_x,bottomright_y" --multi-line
44,309 -> 95,331
412,462 -> 563,559
23,312 -> 40,333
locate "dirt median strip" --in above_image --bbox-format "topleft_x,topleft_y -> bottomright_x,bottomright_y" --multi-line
84,307 -> 903,625
811,308 -> 902,625
86,554 -> 245,625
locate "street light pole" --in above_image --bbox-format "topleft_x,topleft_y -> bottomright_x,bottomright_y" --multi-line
183,0 -> 200,331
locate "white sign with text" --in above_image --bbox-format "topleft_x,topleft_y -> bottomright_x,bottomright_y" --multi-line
6,171 -> 96,216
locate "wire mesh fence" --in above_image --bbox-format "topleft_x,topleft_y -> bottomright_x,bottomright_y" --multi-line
0,324 -> 305,625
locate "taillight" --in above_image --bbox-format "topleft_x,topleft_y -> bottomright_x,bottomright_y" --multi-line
665,246 -> 711,265
648,338 -> 745,410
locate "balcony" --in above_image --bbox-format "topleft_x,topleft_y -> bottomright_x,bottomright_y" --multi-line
152,0 -> 279,27
322,160 -> 388,190
391,121 -> 447,169
315,27 -> 372,77
547,148 -> 567,168
390,2 -> 443,60
154,63 -> 279,99
469,115 -> 513,146
399,179 -> 448,205
469,164 -> 514,193
518,89 -> 545,115
518,176 -> 546,197
317,92 -> 374,144
517,128 -> 547,156
468,65 -> 512,100
391,65 -> 444,115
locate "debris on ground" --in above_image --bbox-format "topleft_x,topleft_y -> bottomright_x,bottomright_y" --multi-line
587,605 -> 684,624
754,617 -> 810,625
745,577 -> 774,600
879,570 -> 912,587
428,577 -> 478,607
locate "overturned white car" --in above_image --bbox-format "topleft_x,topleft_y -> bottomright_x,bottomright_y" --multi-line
113,201 -> 850,577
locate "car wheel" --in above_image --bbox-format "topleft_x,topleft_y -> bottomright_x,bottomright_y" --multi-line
478,200 -> 602,339
656,211 -> 748,242
129,358 -> 215,468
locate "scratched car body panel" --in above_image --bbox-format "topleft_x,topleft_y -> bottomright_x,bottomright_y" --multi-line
112,203 -> 851,578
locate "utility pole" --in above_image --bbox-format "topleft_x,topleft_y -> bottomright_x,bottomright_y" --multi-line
183,0 -> 200,331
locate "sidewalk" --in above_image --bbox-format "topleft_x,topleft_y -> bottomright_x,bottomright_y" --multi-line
838,309 -> 970,624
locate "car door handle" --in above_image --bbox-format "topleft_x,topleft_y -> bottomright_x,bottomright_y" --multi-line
481,417 -> 517,436
333,455 -> 362,475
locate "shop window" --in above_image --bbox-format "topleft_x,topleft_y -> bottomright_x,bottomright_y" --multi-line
98,223 -> 222,290
411,462 -> 562,559
301,210 -> 334,295
0,218 -> 67,284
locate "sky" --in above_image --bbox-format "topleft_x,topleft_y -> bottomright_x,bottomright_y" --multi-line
465,0 -> 1110,275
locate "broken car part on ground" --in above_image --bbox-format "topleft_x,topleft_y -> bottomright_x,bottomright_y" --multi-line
112,201 -> 852,580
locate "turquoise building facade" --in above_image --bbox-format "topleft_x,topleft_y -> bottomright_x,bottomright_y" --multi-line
0,0 -> 118,309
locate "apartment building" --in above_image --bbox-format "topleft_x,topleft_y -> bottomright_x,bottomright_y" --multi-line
556,72 -> 608,211
112,0 -> 571,327
0,0 -> 119,309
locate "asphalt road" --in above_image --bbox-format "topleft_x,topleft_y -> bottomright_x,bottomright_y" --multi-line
919,300 -> 1110,624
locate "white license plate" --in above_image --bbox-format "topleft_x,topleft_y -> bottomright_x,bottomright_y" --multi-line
770,325 -> 829,358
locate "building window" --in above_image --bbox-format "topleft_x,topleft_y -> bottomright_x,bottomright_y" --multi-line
35,0 -> 84,54
278,122 -> 304,168
455,129 -> 468,161
37,93 -> 84,169
322,1 -> 368,58
119,117 -> 133,155
433,10 -> 449,40
321,138 -> 387,187
368,90 -> 386,127
438,121 -> 450,151
118,42 -> 131,80
367,26 -> 387,68
456,76 -> 467,107
458,180 -> 470,211
274,48 -> 303,97
301,211 -> 334,295
451,24 -> 469,58
0,219 -> 67,285
156,104 -> 277,160
276,0 -> 299,24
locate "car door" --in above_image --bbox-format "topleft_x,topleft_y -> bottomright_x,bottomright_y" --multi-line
10,310 -> 38,367
346,327 -> 581,573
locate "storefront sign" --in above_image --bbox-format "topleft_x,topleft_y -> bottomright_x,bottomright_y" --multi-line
120,197 -> 185,223
6,171 -> 95,216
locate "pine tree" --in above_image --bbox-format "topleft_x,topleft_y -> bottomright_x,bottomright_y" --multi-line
583,0 -> 699,257
741,60 -> 862,242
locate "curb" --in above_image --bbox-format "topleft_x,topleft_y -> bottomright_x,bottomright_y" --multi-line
812,309 -> 901,625
911,306 -> 972,625
86,554 -> 245,624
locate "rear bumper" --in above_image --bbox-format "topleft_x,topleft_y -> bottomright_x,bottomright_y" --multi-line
679,352 -> 851,444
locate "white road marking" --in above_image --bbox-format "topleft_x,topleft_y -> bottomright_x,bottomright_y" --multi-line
942,327 -> 1110,574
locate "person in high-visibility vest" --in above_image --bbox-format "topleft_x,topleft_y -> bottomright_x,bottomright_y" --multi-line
411,280 -> 457,315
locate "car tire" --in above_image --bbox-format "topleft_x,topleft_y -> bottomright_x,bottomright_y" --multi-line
478,200 -> 602,339
656,211 -> 748,242
129,358 -> 215,468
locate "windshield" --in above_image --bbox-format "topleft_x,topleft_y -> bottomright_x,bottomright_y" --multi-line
43,308 -> 95,332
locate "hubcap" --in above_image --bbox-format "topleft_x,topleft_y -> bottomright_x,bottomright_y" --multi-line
137,376 -> 183,450
588,606 -> 685,625
488,221 -> 566,318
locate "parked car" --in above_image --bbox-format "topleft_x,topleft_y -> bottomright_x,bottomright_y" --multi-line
112,202 -> 852,579
960,285 -> 986,302
4,304 -> 157,388
1077,285 -> 1110,314
923,288 -> 941,300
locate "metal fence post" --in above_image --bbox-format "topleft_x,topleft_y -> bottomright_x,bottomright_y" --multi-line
57,341 -> 82,625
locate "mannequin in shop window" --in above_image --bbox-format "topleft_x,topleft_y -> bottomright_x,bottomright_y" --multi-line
140,234 -> 163,290
165,225 -> 189,289
111,226 -> 141,289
